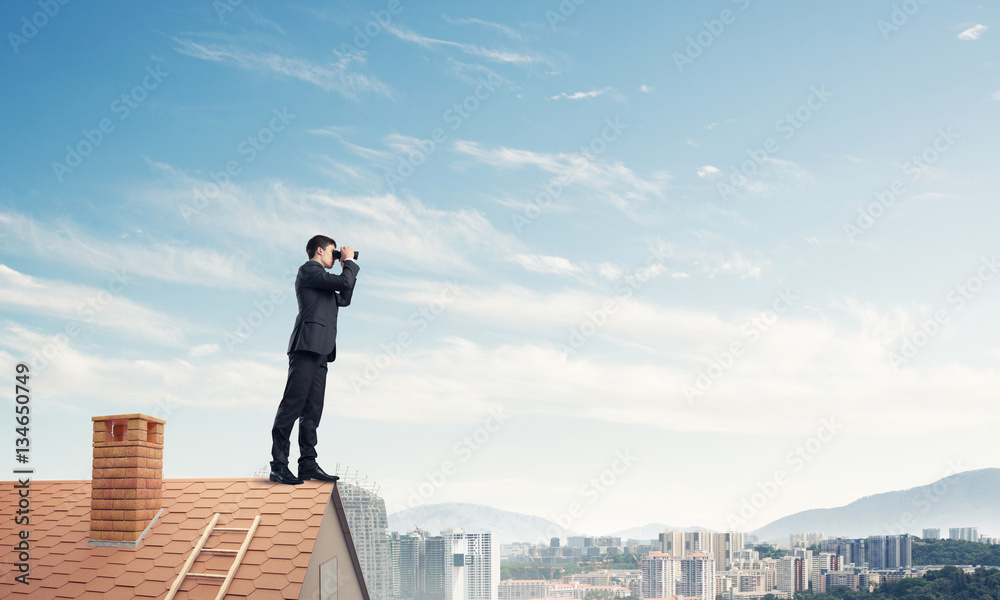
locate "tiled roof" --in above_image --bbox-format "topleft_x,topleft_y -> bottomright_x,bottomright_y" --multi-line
0,478 -> 333,599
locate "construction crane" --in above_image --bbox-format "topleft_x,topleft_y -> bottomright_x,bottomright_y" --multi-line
526,551 -> 556,581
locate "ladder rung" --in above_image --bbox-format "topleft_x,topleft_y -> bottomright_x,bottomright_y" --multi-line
188,573 -> 227,579
202,548 -> 239,554
214,527 -> 251,531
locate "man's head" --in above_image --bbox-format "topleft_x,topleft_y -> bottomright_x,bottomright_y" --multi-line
306,234 -> 337,268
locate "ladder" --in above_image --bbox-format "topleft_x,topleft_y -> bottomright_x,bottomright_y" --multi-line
164,512 -> 262,600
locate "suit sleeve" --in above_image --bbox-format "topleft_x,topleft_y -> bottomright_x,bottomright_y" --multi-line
299,260 -> 359,294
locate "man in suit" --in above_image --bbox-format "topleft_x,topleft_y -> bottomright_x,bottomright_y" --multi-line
270,234 -> 359,485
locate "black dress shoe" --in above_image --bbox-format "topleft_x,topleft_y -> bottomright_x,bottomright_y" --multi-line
298,464 -> 340,482
269,465 -> 304,485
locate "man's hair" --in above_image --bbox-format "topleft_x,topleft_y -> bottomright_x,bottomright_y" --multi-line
306,235 -> 337,258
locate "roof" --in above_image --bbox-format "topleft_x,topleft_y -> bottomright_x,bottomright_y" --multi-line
0,478 -> 365,599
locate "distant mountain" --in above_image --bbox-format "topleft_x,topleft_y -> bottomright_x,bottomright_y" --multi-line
387,502 -> 574,545
753,468 -> 1000,544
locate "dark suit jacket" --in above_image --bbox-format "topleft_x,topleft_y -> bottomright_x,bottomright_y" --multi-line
286,259 -> 359,362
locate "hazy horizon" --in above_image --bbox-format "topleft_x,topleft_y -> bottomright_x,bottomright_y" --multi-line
2,1 -> 999,534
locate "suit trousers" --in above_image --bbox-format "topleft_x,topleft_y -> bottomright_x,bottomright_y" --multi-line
270,350 -> 328,471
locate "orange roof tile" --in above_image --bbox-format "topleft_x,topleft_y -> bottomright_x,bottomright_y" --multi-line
0,478 -> 339,599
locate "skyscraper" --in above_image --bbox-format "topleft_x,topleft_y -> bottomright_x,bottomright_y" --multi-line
340,480 -> 393,600
777,556 -> 805,598
659,530 -> 684,558
444,529 -> 498,600
640,552 -> 676,598
684,530 -> 714,555
867,534 -> 912,570
810,552 -> 841,592
680,552 -> 715,600
950,527 -> 978,542
818,538 -> 865,567
713,532 -> 744,572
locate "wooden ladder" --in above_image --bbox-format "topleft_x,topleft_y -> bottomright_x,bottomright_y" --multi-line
164,512 -> 262,600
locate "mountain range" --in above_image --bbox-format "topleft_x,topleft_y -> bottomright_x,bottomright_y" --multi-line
386,468 -> 1000,546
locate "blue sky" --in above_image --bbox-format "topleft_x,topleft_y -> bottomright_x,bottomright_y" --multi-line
1,0 -> 999,536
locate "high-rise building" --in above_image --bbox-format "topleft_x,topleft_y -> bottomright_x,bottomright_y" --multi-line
789,532 -> 824,548
713,532 -> 744,572
445,529 -> 499,600
340,480 -> 393,600
389,533 -> 402,598
811,552 -> 841,592
818,538 -> 865,567
680,552 -> 715,600
659,530 -> 684,558
640,552 -> 676,598
777,556 -> 805,598
867,534 -> 912,570
684,530 -> 714,555
397,531 -> 426,597
950,527 -> 978,542
922,528 -> 940,540
792,548 -> 812,587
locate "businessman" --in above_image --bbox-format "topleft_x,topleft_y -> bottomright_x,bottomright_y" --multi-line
270,234 -> 359,485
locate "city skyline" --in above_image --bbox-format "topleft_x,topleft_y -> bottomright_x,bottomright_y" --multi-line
2,0 -> 1000,535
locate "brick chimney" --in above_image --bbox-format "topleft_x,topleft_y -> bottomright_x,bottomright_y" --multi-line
89,413 -> 165,545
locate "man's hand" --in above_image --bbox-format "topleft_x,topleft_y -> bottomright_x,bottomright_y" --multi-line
339,246 -> 354,267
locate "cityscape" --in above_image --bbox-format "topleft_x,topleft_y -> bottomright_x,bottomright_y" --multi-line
338,478 -> 999,600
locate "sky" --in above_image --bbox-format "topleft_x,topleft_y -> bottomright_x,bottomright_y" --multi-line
1,0 -> 999,538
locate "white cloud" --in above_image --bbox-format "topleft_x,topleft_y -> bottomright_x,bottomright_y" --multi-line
307,127 -> 393,160
727,157 -> 813,198
385,24 -> 541,65
442,15 -> 523,40
190,344 -> 219,357
0,209 -> 272,291
452,140 -> 670,219
137,163 -> 517,276
547,87 -> 611,101
992,90 -> 1000,101
697,165 -> 721,178
647,239 -> 765,280
509,254 -> 583,276
639,85 -> 654,94
171,39 -> 390,99
0,267 -> 188,346
958,24 -> 988,40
